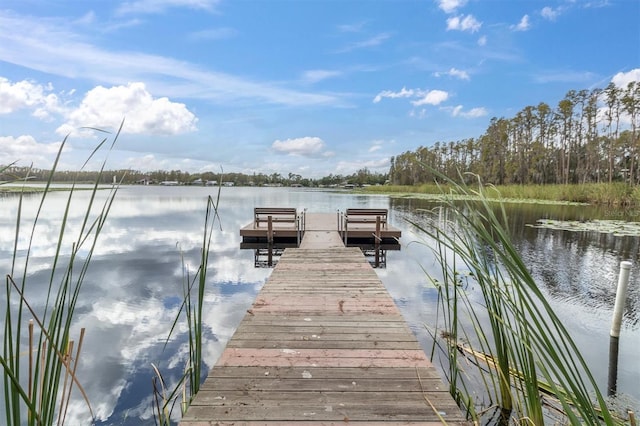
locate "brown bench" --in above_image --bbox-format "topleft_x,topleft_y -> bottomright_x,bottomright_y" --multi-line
254,207 -> 297,227
345,208 -> 388,227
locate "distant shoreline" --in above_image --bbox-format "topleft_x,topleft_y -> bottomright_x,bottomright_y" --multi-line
3,182 -> 639,207
361,182 -> 640,207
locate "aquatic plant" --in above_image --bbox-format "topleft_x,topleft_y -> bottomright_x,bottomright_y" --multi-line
1,128 -> 121,425
528,218 -> 640,236
152,182 -> 222,424
413,172 -> 621,425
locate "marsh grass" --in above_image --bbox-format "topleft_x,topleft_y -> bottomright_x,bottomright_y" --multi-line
412,172 -> 621,425
2,128 -> 122,425
365,182 -> 640,206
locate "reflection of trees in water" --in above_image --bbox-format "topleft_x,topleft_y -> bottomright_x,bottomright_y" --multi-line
517,227 -> 640,328
391,197 -> 640,328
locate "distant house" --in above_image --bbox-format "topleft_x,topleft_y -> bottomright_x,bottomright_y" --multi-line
223,181 -> 235,187
191,178 -> 204,185
206,180 -> 218,186
160,181 -> 179,186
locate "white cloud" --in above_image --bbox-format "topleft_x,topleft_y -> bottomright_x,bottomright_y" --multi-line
412,90 -> 449,106
409,108 -> 427,119
0,13 -> 340,107
368,140 -> 385,153
336,33 -> 391,53
117,0 -> 219,15
437,0 -> 467,14
338,21 -> 367,33
373,87 -> 415,103
511,15 -> 531,31
541,6 -> 560,21
533,70 -> 597,84
56,82 -> 198,136
271,137 -> 333,158
435,68 -> 470,80
0,78 -> 62,118
478,35 -> 487,46
302,70 -> 342,84
102,18 -> 144,33
450,105 -> 488,118
75,11 -> 96,25
612,69 -> 640,88
120,153 -> 219,173
335,158 -> 390,174
0,135 -> 64,166
446,14 -> 482,33
374,88 -> 450,108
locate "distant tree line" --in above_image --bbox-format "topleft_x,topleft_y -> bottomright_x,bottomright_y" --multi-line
389,81 -> 640,185
0,165 -> 387,188
5,81 -> 638,188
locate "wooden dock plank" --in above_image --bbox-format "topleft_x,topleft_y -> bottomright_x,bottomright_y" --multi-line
180,228 -> 468,425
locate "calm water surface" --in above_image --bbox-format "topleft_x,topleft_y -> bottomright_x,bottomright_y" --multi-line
1,186 -> 638,424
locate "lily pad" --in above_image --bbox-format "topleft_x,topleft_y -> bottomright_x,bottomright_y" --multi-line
528,219 -> 640,236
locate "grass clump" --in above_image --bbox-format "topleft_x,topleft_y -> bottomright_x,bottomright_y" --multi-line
3,129 -> 222,425
413,171 -> 623,425
2,129 -> 121,425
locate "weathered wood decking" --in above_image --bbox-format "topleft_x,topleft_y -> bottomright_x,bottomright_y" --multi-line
179,213 -> 468,425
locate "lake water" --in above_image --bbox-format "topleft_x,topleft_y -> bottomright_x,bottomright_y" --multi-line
1,185 -> 638,424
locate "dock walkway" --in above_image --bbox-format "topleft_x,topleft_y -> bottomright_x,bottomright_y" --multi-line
180,213 -> 469,425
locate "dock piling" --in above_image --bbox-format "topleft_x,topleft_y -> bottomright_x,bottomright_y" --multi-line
267,215 -> 273,244
610,260 -> 632,338
608,260 -> 632,396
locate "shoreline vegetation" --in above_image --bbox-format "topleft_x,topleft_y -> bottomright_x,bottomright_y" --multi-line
413,173 -> 629,425
362,182 -> 640,206
5,180 -> 640,207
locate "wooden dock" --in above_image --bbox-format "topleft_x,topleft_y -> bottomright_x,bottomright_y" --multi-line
240,209 -> 402,245
179,212 -> 469,425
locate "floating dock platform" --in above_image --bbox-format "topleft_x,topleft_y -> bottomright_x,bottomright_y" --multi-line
179,209 -> 469,425
240,208 -> 402,245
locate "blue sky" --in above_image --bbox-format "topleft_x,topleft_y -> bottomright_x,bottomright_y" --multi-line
1,0 -> 639,178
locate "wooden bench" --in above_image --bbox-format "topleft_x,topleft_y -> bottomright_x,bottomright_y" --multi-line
254,207 -> 297,227
345,208 -> 388,227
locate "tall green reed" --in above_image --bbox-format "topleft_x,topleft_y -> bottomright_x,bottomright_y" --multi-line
152,184 -> 222,425
2,127 -> 121,425
414,171 -> 620,425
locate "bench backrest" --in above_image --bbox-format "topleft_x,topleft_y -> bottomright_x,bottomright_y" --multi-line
255,207 -> 297,216
345,208 -> 388,224
346,208 -> 387,217
254,207 -> 297,224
